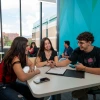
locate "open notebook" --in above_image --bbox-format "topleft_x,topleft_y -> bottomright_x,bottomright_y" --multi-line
46,67 -> 67,75
46,67 -> 85,78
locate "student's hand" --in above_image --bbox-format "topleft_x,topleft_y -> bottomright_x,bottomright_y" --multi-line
49,60 -> 56,68
46,60 -> 51,66
75,63 -> 86,71
34,69 -> 40,75
28,67 -> 35,72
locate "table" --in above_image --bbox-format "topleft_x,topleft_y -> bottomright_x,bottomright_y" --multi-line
26,66 -> 100,98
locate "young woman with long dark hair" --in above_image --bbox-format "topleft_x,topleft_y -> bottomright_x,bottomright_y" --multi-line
36,37 -> 58,67
0,37 -> 40,100
28,42 -> 39,57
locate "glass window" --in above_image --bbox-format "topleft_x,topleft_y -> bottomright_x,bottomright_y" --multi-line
32,1 -> 57,49
21,0 -> 40,46
2,0 -> 20,50
42,1 -> 57,50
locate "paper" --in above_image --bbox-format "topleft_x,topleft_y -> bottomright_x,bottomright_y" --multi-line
46,67 -> 67,75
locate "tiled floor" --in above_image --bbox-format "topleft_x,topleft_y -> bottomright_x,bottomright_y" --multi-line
44,92 -> 100,100
62,92 -> 100,100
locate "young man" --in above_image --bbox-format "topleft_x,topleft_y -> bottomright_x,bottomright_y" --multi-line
56,32 -> 100,100
59,41 -> 73,60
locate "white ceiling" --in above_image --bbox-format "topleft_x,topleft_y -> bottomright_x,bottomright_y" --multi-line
38,0 -> 56,3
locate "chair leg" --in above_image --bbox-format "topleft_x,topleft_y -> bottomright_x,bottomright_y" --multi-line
93,94 -> 96,100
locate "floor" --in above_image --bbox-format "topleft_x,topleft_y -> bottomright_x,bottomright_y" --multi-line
44,92 -> 100,100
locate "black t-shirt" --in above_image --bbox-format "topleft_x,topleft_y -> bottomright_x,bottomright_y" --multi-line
68,46 -> 100,68
40,50 -> 57,62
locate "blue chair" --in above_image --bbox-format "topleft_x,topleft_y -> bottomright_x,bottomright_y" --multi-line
88,89 -> 100,100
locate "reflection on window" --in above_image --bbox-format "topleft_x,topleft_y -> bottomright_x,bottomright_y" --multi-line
2,0 -> 20,48
32,1 -> 57,49
21,0 -> 39,46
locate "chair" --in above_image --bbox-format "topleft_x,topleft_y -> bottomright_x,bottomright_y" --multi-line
88,89 -> 100,100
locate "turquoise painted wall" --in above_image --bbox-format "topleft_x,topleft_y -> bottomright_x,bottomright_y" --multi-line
59,0 -> 100,55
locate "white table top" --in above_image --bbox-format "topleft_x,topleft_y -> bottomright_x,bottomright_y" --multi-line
26,66 -> 100,98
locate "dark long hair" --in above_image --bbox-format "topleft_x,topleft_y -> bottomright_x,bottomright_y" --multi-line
37,37 -> 54,57
30,42 -> 37,48
2,37 -> 28,83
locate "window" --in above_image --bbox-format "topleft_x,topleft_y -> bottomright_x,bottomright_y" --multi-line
42,1 -> 57,50
2,0 -> 20,49
21,0 -> 39,45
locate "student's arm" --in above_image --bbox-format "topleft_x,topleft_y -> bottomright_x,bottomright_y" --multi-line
26,56 -> 34,67
85,67 -> 100,75
12,57 -> 40,82
56,58 -> 71,67
26,56 -> 36,72
56,50 -> 71,67
49,56 -> 59,68
75,63 -> 100,75
54,56 -> 59,63
64,55 -> 69,58
36,57 -> 48,67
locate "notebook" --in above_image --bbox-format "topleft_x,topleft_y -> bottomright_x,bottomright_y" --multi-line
46,67 -> 67,75
64,69 -> 85,78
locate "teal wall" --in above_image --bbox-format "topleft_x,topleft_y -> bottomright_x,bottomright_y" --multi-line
59,0 -> 100,54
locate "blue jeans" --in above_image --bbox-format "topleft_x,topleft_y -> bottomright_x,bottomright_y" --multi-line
0,81 -> 38,100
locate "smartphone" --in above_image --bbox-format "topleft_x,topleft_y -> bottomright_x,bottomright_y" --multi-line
69,64 -> 75,68
33,77 -> 50,84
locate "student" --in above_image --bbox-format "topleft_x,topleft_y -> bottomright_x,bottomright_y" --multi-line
36,37 -> 58,100
36,37 -> 58,68
56,32 -> 100,100
0,37 -> 40,100
59,40 -> 73,61
28,42 -> 39,57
